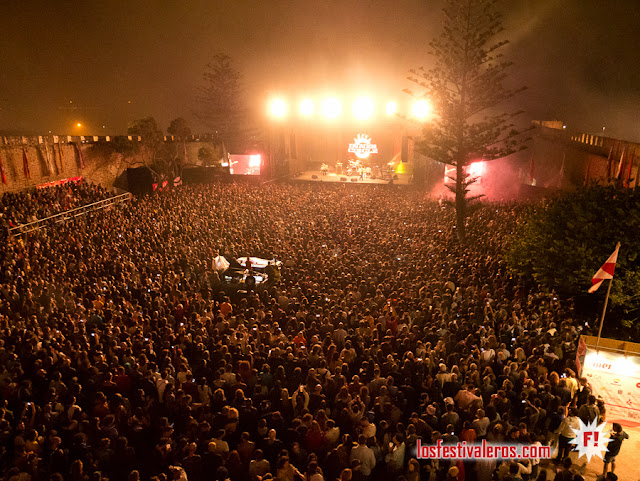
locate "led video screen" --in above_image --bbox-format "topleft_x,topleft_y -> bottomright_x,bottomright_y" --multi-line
228,154 -> 262,175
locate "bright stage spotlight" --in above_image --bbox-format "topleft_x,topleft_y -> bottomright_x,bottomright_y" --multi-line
300,99 -> 315,117
269,98 -> 287,118
412,99 -> 431,120
321,98 -> 342,119
352,96 -> 374,120
386,101 -> 397,116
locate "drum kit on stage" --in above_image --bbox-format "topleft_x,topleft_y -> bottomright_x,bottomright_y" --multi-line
322,159 -> 391,181
344,159 -> 372,179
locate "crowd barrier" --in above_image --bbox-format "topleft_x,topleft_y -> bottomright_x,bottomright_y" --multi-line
9,193 -> 132,236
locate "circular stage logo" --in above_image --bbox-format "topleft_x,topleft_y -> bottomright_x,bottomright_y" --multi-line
348,134 -> 378,159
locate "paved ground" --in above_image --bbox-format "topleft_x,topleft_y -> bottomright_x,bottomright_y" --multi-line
541,423 -> 639,480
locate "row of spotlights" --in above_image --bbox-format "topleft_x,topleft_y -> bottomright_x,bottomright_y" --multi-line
268,97 -> 431,120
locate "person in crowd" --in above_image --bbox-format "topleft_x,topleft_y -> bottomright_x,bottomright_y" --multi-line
553,456 -> 575,481
602,423 -> 628,478
577,395 -> 599,424
554,406 -> 580,463
350,434 -> 375,479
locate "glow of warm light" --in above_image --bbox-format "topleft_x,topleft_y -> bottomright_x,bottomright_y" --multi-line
269,98 -> 287,118
446,162 -> 485,183
321,98 -> 341,119
76,123 -> 82,128
468,161 -> 486,177
300,99 -> 315,116
386,101 -> 397,116
352,96 -> 374,120
444,165 -> 456,183
412,99 -> 431,119
249,155 -> 261,168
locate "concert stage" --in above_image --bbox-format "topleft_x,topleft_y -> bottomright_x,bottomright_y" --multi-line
293,170 -> 411,185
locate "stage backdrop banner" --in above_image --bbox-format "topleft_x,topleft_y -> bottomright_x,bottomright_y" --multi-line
579,335 -> 640,427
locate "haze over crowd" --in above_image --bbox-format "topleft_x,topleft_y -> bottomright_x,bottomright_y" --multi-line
0,1 -> 639,140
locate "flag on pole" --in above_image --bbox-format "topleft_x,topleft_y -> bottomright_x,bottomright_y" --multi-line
615,147 -> 625,180
545,154 -> 565,188
624,151 -> 634,188
0,153 -> 7,184
43,138 -> 56,175
22,147 -> 31,179
589,243 -> 621,293
606,146 -> 614,181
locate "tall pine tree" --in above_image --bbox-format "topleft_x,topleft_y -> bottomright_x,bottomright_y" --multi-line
195,54 -> 249,153
407,0 -> 527,241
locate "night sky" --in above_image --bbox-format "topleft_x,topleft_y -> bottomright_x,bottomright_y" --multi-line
0,0 -> 639,140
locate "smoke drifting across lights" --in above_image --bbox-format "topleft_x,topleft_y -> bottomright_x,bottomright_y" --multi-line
386,101 -> 397,116
352,96 -> 374,120
300,99 -> 314,117
321,98 -> 342,119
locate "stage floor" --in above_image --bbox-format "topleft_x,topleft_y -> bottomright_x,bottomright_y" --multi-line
293,170 -> 410,185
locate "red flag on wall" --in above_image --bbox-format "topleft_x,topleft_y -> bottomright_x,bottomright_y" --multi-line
22,147 -> 31,179
615,147 -> 626,180
0,153 -> 7,184
624,151 -> 634,188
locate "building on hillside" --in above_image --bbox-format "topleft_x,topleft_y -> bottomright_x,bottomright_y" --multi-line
525,121 -> 640,191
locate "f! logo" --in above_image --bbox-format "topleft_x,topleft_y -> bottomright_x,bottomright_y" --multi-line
584,431 -> 599,447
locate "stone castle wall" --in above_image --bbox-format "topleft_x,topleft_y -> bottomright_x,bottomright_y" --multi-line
0,134 -> 218,192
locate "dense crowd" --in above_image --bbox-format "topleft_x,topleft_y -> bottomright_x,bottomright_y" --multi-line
0,181 -> 624,481
0,181 -> 110,228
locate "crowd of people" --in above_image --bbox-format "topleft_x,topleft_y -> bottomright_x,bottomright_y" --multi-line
0,181 -> 626,481
0,181 -> 111,228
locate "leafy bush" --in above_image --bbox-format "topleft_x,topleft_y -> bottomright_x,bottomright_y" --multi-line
507,185 -> 640,331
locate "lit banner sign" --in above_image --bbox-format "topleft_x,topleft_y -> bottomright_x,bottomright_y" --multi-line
581,347 -> 640,427
348,134 -> 378,159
